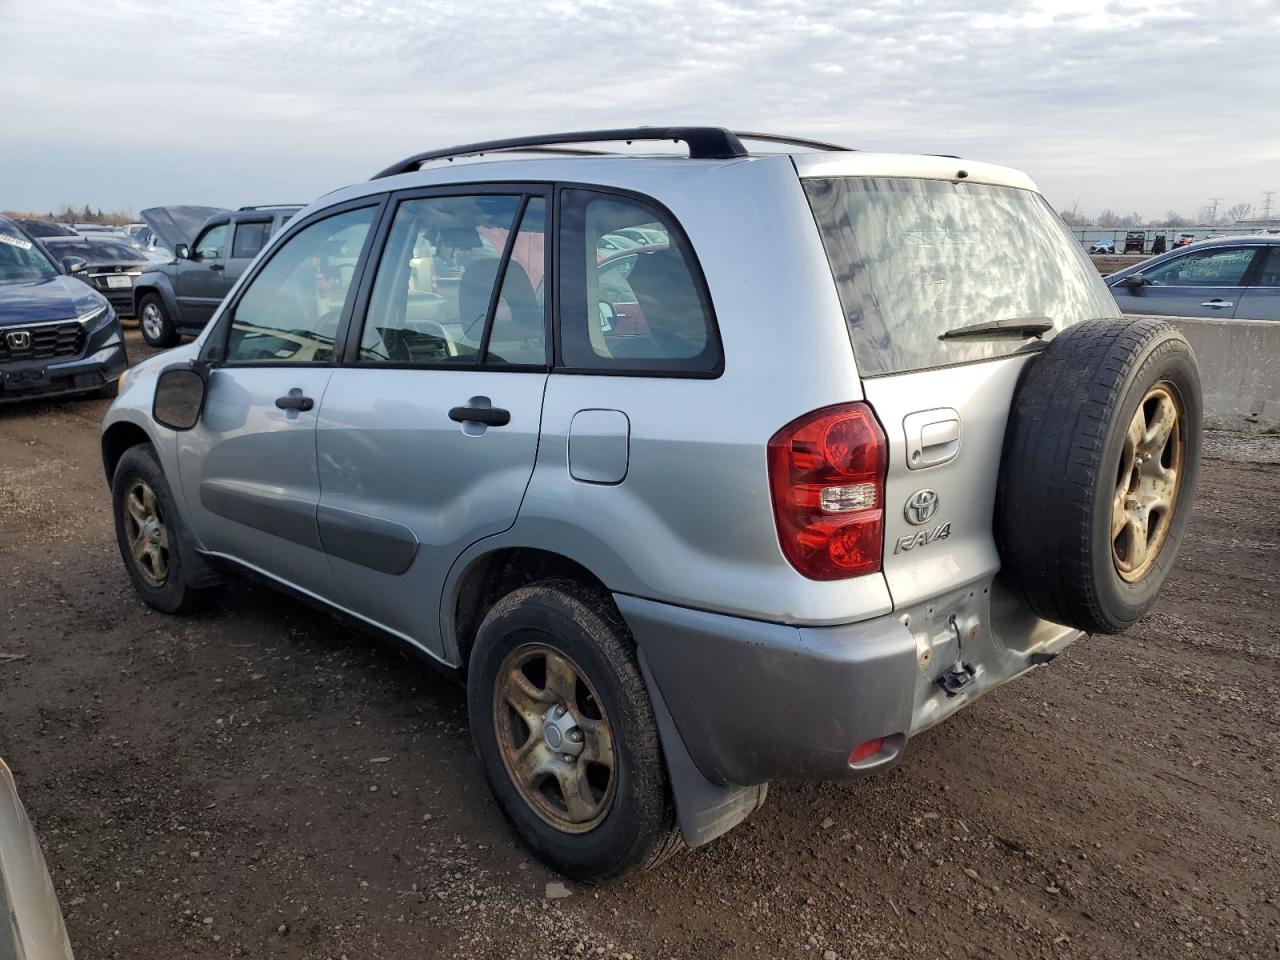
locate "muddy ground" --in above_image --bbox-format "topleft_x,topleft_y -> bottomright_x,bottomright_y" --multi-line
1,330 -> 1276,960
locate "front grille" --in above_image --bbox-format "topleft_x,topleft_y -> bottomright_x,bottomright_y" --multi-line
0,322 -> 86,362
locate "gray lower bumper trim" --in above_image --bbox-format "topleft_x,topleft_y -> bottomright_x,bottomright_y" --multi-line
616,594 -> 917,787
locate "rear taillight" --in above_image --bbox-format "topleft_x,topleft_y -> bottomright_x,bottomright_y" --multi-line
767,402 -> 887,580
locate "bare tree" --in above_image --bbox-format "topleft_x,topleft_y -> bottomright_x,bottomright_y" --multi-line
1096,209 -> 1123,228
1160,210 -> 1192,228
1225,202 -> 1253,223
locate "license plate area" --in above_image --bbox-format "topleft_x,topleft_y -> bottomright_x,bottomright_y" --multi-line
2,365 -> 50,390
106,275 -> 132,289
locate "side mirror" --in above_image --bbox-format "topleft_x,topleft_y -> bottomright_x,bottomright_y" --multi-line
1121,274 -> 1147,290
62,256 -> 88,275
174,243 -> 190,260
153,364 -> 207,431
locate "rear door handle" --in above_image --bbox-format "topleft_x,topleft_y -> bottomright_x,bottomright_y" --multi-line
449,405 -> 510,427
1200,298 -> 1233,308
275,390 -> 314,412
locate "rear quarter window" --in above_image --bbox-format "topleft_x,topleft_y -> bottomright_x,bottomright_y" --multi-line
804,177 -> 1116,376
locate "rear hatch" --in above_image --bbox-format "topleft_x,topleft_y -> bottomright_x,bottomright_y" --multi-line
800,171 -> 1117,609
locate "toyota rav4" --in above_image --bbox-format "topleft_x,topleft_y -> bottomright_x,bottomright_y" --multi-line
100,128 -> 1202,881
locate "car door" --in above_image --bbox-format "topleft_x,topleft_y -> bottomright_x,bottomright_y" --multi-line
1231,245 -> 1280,321
174,219 -> 230,327
223,217 -> 272,288
314,187 -> 550,658
1112,245 -> 1259,318
175,200 -> 382,598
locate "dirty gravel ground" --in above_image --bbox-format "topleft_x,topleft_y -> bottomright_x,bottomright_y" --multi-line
1,330 -> 1277,960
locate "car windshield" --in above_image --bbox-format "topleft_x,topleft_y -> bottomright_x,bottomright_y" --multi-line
0,228 -> 58,284
45,237 -> 163,263
804,177 -> 1116,376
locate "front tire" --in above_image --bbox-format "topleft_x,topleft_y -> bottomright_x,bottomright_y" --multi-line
137,293 -> 178,348
111,445 -> 202,613
467,579 -> 681,882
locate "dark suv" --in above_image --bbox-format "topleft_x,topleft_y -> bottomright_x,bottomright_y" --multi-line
133,205 -> 299,347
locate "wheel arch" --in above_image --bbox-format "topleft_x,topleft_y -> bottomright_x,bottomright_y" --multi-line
133,273 -> 179,319
447,546 -> 613,673
101,420 -> 155,486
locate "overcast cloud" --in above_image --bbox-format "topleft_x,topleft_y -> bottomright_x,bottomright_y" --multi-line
2,0 -> 1277,219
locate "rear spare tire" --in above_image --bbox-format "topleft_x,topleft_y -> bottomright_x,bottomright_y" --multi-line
996,318 -> 1201,634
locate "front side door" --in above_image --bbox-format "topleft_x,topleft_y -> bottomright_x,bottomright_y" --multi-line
1113,245 -> 1259,318
1232,245 -> 1280,321
174,220 -> 230,328
316,189 -> 550,656
224,217 -> 272,288
176,202 -> 381,598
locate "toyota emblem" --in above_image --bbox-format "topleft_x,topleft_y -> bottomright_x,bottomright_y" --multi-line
904,489 -> 940,526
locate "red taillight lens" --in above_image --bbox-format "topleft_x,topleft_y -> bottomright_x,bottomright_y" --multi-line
767,402 -> 887,580
848,737 -> 886,765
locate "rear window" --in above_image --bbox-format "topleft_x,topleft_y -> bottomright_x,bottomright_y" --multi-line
804,177 -> 1115,376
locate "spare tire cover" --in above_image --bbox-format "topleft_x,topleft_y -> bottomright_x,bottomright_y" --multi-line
996,318 -> 1202,634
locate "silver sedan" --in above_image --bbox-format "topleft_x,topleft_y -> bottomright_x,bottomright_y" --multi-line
1107,235 -> 1280,321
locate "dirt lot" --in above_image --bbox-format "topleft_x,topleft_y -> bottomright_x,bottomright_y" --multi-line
1,330 -> 1277,960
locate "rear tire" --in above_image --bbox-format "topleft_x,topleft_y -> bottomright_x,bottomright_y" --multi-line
111,444 -> 202,613
138,294 -> 178,348
467,579 -> 681,882
996,319 -> 1201,634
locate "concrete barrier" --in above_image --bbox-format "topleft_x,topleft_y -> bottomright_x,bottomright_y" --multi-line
1133,315 -> 1280,433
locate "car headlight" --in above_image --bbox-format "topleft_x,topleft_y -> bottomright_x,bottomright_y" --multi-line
76,303 -> 109,327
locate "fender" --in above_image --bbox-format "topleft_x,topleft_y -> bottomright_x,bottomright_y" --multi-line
132,270 -> 184,328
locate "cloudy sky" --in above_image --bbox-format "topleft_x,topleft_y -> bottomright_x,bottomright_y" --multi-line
2,0 -> 1277,221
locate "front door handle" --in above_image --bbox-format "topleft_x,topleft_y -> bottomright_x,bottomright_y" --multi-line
275,390 -> 314,412
449,404 -> 510,427
1200,298 -> 1233,308
209,263 -> 225,272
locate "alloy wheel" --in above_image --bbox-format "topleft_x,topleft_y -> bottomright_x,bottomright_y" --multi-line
123,479 -> 170,587
1112,381 -> 1184,582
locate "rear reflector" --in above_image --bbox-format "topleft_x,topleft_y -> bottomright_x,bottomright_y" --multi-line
767,402 -> 887,580
848,737 -> 885,765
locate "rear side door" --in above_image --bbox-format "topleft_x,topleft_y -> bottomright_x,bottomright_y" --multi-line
224,217 -> 272,287
1113,245 -> 1259,318
175,200 -> 383,598
1232,245 -> 1280,321
315,187 -> 550,657
174,219 -> 230,327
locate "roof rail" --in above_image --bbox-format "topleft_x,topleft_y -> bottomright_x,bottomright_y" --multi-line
237,204 -> 304,211
732,131 -> 853,152
371,127 -> 749,179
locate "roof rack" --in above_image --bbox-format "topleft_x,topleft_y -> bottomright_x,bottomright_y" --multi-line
732,131 -> 853,152
237,204 -> 304,211
371,127 -> 750,179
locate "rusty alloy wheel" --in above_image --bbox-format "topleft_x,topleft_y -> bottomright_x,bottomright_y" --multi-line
1112,381 -> 1184,583
493,643 -> 617,834
122,479 -> 170,587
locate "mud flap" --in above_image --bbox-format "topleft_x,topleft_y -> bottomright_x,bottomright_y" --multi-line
637,649 -> 768,849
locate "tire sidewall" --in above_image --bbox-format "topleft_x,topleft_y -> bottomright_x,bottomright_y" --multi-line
112,445 -> 189,612
138,294 -> 176,348
1088,334 -> 1201,628
467,584 -> 669,881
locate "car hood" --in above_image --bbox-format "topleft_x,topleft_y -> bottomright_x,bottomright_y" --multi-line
0,275 -> 106,327
139,205 -> 229,253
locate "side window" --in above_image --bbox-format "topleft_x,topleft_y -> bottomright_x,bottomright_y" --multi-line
1144,247 -> 1257,286
193,223 -> 227,261
231,220 -> 271,259
1251,247 -> 1280,287
226,206 -> 376,364
360,194 -> 546,366
559,189 -> 718,373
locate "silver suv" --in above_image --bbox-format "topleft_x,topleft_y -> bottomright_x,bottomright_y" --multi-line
100,128 -> 1202,882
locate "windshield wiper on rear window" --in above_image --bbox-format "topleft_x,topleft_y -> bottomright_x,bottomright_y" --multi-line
938,317 -> 1054,341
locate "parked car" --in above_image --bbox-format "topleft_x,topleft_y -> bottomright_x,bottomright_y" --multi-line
1107,235 -> 1280,321
122,222 -> 147,237
101,127 -> 1201,882
1173,233 -> 1195,248
42,234 -> 168,318
1123,231 -> 1146,253
133,204 -> 298,346
71,223 -> 120,235
0,215 -> 126,402
0,757 -> 76,959
11,218 -> 78,239
1088,238 -> 1115,254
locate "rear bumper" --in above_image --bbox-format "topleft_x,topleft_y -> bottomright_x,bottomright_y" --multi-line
0,318 -> 127,404
617,576 -> 1083,786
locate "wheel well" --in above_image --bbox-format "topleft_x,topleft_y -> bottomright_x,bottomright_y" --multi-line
133,285 -> 157,312
453,548 -> 611,670
101,422 -> 152,485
